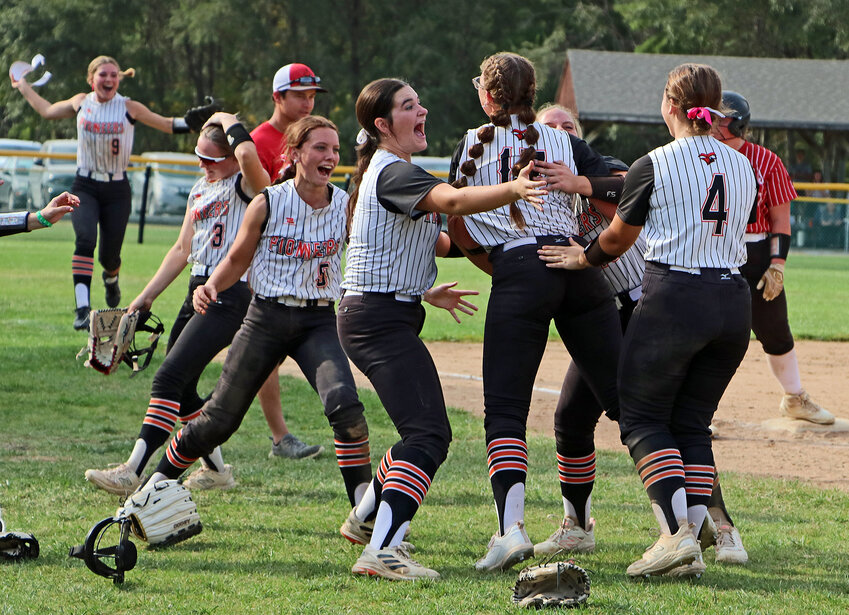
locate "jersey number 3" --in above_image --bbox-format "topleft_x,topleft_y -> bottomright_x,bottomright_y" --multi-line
701,174 -> 727,235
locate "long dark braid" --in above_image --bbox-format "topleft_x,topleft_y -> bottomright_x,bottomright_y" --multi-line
460,53 -> 538,229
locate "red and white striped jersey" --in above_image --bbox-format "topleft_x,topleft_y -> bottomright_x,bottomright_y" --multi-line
737,141 -> 797,234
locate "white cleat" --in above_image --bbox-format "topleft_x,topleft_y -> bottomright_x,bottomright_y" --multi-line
534,517 -> 595,556
84,462 -> 141,496
475,520 -> 534,572
352,544 -> 439,581
626,523 -> 700,578
780,391 -> 835,425
715,524 -> 749,564
182,464 -> 236,490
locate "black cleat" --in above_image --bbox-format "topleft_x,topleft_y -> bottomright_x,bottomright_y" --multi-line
103,273 -> 121,308
74,306 -> 91,331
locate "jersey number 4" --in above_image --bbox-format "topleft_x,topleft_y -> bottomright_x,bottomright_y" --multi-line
701,174 -> 728,236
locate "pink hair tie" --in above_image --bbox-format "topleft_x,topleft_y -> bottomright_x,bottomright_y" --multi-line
686,106 -> 725,126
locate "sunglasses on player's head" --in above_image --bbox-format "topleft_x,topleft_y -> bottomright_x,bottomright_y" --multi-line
472,76 -> 483,90
286,75 -> 321,87
194,146 -> 229,164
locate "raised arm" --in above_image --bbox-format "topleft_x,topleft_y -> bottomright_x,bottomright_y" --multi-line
11,77 -> 83,120
204,112 -> 270,198
418,161 -> 546,215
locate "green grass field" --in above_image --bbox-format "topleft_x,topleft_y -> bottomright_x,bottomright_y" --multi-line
1,224 -> 848,613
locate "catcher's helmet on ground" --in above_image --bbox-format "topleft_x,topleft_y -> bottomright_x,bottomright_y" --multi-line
721,90 -> 750,138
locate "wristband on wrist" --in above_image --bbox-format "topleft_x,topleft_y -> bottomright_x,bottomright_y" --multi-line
584,236 -> 617,267
587,175 -> 624,203
769,232 -> 791,260
225,123 -> 253,149
36,211 -> 52,227
171,117 -> 191,134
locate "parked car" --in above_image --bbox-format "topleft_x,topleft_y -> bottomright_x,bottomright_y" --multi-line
0,138 -> 42,210
131,152 -> 200,217
28,139 -> 78,209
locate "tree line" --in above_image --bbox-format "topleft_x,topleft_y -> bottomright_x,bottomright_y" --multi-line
1,0 -> 846,164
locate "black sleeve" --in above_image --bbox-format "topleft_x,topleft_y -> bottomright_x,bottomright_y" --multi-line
616,154 -> 655,227
0,211 -> 31,237
601,155 -> 629,173
569,134 -> 610,177
448,136 -> 467,183
376,161 -> 445,219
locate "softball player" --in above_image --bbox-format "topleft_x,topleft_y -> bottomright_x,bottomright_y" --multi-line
140,116 -> 374,516
455,53 -> 624,573
251,63 -> 328,462
535,105 -> 746,570
337,78 -> 545,581
542,63 -> 757,578
84,113 -> 268,495
711,91 -> 834,426
11,55 -> 205,331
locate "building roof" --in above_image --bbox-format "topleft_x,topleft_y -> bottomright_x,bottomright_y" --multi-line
558,50 -> 849,131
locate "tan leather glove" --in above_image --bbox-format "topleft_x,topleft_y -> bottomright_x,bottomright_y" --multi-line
756,262 -> 784,301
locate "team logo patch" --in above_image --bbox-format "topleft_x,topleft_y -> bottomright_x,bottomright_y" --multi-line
511,128 -> 527,139
699,152 -> 717,165
286,217 -> 295,224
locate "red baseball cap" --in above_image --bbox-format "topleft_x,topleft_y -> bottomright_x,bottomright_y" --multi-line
272,63 -> 327,94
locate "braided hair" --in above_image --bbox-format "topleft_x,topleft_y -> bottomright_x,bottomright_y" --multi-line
460,53 -> 538,228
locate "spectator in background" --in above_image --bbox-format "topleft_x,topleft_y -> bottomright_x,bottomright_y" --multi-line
788,148 -> 813,183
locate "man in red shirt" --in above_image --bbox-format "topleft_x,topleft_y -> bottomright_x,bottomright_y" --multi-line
251,63 -> 327,180
252,63 -> 328,459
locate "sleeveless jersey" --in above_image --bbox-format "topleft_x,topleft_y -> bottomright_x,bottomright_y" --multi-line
76,92 -> 134,174
188,173 -> 249,276
250,181 -> 347,300
575,197 -> 645,294
459,116 -> 579,247
626,135 -> 757,269
343,149 -> 442,295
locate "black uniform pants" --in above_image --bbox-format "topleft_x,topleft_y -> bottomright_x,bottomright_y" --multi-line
619,262 -> 751,452
483,238 -> 622,439
174,298 -> 366,461
740,238 -> 794,356
337,293 -> 452,467
70,175 -> 131,272
151,277 -> 251,418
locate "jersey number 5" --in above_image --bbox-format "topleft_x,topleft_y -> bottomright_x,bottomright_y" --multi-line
316,262 -> 330,288
701,174 -> 727,236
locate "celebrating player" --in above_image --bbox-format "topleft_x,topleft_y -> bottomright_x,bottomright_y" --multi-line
542,63 -> 757,578
535,105 -> 748,572
250,62 -> 329,461
139,115 -> 373,520
453,52 -> 624,573
337,77 -> 546,581
84,112 -> 268,495
11,55 -> 216,331
0,192 -> 79,237
712,91 -> 834,426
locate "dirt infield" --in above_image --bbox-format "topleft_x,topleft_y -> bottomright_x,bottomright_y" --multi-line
277,339 -> 849,491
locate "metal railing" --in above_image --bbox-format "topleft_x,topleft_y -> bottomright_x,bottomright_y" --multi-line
2,150 -> 844,250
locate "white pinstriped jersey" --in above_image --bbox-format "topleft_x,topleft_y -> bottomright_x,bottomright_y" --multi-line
76,92 -> 134,174
619,135 -> 757,269
188,173 -> 249,277
459,116 -> 578,247
575,197 -> 645,294
343,149 -> 443,296
250,181 -> 347,300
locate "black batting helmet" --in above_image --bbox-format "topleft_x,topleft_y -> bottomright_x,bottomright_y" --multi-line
722,91 -> 750,138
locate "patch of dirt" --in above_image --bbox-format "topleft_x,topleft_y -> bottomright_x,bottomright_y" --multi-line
278,339 -> 849,491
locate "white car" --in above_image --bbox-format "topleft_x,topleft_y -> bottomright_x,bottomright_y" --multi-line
131,152 -> 201,218
27,139 -> 78,209
0,138 -> 42,210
